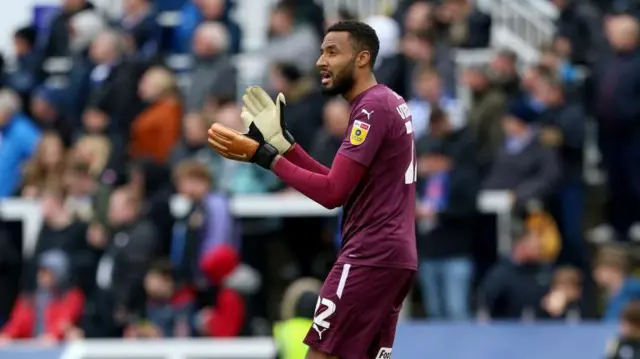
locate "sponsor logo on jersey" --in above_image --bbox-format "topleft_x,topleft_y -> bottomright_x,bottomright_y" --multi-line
376,347 -> 392,359
350,120 -> 370,145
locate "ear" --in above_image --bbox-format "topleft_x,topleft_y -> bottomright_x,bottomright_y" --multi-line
355,50 -> 371,68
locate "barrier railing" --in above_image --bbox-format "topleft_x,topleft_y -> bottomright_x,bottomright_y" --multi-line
491,0 -> 557,63
0,323 -> 618,359
1,191 -> 514,259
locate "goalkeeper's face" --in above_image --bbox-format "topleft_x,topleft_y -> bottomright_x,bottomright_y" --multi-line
317,32 -> 357,96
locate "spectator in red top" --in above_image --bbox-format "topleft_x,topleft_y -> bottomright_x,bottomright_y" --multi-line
0,250 -> 84,343
197,244 -> 246,337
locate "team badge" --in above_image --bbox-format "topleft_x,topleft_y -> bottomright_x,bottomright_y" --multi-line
350,120 -> 370,145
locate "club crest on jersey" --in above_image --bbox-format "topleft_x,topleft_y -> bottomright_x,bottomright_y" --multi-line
350,120 -> 370,146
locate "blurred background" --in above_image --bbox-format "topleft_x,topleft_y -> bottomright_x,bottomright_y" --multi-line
0,0 -> 638,358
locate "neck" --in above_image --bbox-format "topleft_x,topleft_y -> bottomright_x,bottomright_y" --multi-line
48,213 -> 72,229
344,74 -> 377,103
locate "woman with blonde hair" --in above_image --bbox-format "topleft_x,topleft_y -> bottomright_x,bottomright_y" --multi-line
130,66 -> 183,163
21,132 -> 67,198
71,135 -> 113,177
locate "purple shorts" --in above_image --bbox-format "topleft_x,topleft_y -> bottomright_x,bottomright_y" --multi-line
303,263 -> 415,359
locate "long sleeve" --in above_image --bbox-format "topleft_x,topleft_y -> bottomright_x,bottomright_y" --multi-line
1,296 -> 32,339
207,288 -> 245,337
284,144 -> 330,175
273,153 -> 366,209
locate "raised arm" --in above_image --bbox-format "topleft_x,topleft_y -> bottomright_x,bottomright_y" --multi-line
283,144 -> 331,175
272,153 -> 366,209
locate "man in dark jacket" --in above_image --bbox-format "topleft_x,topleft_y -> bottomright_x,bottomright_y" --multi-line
86,29 -> 147,136
535,75 -> 587,266
588,14 -> 640,240
43,0 -> 96,57
415,109 -> 478,320
552,0 -> 606,65
85,186 -> 157,337
482,100 -> 561,210
479,222 -> 552,319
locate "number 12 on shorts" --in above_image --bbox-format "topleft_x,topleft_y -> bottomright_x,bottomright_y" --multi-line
312,297 -> 335,339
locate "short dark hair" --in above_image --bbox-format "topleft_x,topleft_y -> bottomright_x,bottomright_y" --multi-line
14,26 -> 37,48
622,301 -> 640,327
326,20 -> 380,69
148,258 -> 173,279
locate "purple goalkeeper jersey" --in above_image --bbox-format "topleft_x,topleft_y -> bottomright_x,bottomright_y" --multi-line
336,84 -> 418,270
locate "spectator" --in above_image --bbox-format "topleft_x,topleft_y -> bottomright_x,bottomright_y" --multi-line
415,109 -> 478,320
605,301 -> 640,359
118,0 -> 160,60
408,65 -> 464,138
0,227 -> 20,329
482,100 -> 560,209
589,14 -> 640,240
310,97 -> 350,168
279,0 -> 325,40
489,49 -> 521,100
593,246 -> 640,321
136,259 -> 195,337
87,29 -> 146,135
25,184 -> 96,293
30,85 -> 74,146
172,159 -> 235,263
257,1 -> 320,75
129,159 -> 174,257
434,0 -> 491,48
552,0 -> 605,65
0,89 -> 41,197
273,278 -> 320,358
534,75 -> 587,266
21,132 -> 66,199
130,66 -> 182,163
402,29 -> 457,99
462,65 -> 507,169
541,266 -> 584,319
196,244 -> 246,337
7,26 -> 43,107
186,22 -> 237,112
170,160 -> 235,310
173,0 -> 242,54
401,0 -> 435,34
72,134 -> 123,187
43,0 -> 98,57
479,223 -> 551,319
68,10 -> 107,55
539,44 -> 581,87
86,186 -> 158,337
169,113 -> 219,182
0,251 -> 84,342
268,62 -> 324,150
63,158 -> 110,225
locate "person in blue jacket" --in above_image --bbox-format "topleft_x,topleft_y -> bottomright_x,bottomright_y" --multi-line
173,0 -> 242,54
0,89 -> 41,197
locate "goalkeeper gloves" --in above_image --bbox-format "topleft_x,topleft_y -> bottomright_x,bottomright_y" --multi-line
241,86 -> 295,154
208,123 -> 279,170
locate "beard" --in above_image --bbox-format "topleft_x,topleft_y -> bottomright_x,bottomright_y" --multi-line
321,61 -> 356,97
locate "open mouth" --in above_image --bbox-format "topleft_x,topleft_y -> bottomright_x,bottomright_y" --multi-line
320,71 -> 332,86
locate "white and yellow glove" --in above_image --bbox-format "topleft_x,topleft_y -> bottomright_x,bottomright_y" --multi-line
240,86 -> 295,154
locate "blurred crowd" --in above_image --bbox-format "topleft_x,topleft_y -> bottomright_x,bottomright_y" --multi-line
0,0 -> 639,344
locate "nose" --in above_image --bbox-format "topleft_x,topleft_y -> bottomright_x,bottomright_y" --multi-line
316,54 -> 327,69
